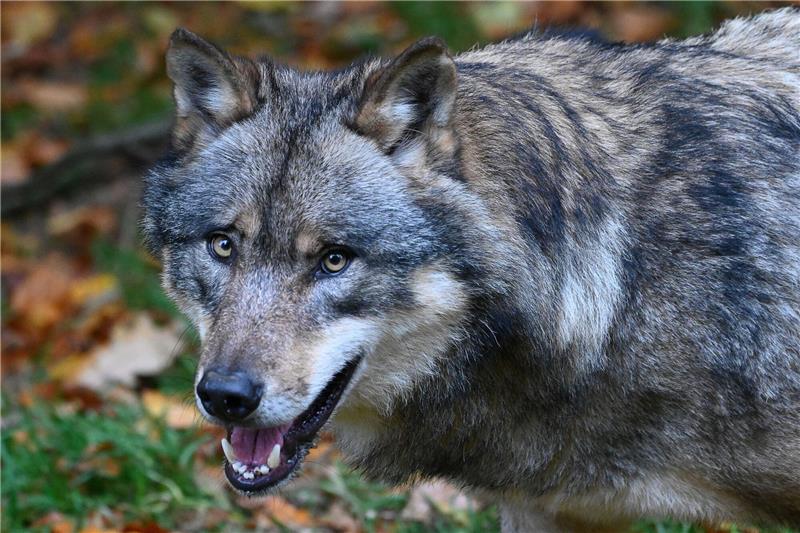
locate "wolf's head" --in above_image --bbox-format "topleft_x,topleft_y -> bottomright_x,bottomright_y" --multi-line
142,29 -> 507,493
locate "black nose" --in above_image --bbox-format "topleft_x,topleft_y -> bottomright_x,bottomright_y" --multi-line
196,369 -> 262,421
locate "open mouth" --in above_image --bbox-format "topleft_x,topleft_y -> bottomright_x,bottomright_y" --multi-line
219,356 -> 362,493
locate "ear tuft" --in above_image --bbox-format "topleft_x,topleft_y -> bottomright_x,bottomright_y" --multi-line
357,37 -> 457,151
166,28 -> 260,127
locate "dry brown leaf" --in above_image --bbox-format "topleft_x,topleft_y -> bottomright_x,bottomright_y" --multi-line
47,352 -> 94,383
74,313 -> 183,391
321,502 -> 361,533
529,1 -> 585,25
48,206 -> 117,240
1,224 -> 40,257
68,274 -> 119,307
400,480 -> 478,523
26,135 -> 70,166
30,511 -> 74,533
142,389 -> 199,429
306,432 -> 337,462
1,2 -> 58,49
1,142 -> 31,185
15,79 -> 89,112
610,5 -> 674,43
121,521 -> 170,533
10,253 -> 77,331
258,496 -> 315,528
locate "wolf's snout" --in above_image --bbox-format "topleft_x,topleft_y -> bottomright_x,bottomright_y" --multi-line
197,369 -> 262,422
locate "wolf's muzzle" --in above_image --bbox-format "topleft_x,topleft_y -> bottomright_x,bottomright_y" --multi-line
196,369 -> 263,421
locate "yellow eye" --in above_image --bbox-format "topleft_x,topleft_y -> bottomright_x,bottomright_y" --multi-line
209,233 -> 234,259
321,250 -> 349,275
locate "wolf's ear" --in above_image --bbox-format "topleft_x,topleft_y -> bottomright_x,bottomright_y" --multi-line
166,29 -> 260,148
356,37 -> 457,152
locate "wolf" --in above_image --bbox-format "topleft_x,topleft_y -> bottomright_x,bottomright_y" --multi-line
142,8 -> 800,531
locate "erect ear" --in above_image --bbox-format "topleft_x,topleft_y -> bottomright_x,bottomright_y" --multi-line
166,29 -> 260,149
356,37 -> 457,152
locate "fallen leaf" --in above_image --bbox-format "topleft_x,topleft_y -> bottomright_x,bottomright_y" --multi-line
26,135 -> 70,166
74,313 -> 184,391
47,352 -> 93,383
122,521 -> 170,533
142,389 -> 199,429
306,431 -> 336,462
48,206 -> 117,240
30,511 -> 74,533
1,2 -> 58,49
253,496 -> 315,529
610,5 -> 674,43
10,253 -> 77,331
0,224 -> 39,256
529,1 -> 585,25
400,480 -> 478,523
61,386 -> 105,411
1,142 -> 31,185
68,274 -> 119,308
321,502 -> 360,533
14,79 -> 89,112
76,450 -> 121,477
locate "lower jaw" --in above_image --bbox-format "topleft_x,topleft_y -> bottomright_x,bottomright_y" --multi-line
222,355 -> 364,494
223,445 -> 305,493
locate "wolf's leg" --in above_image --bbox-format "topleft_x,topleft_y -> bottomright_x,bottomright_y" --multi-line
500,502 -> 633,533
499,503 -> 563,533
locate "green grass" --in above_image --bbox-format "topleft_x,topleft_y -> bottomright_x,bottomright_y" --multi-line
1,397 -> 230,532
5,390 -> 798,532
1,393 -> 501,532
91,239 -> 181,319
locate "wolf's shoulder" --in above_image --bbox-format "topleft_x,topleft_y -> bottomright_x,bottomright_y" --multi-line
456,8 -> 799,68
688,7 -> 800,65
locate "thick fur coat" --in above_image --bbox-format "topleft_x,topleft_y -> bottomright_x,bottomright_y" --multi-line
143,9 -> 800,531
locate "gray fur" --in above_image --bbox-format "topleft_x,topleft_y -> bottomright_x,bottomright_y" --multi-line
143,9 -> 800,530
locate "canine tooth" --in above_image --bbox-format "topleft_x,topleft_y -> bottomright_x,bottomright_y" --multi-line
221,438 -> 237,464
243,471 -> 254,480
258,465 -> 269,475
267,444 -> 281,469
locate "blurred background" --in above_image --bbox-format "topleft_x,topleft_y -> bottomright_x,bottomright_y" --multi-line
1,2 -> 796,532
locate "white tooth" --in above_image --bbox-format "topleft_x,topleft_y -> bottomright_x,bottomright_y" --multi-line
233,462 -> 246,474
267,444 -> 281,469
243,471 -> 254,480
221,438 -> 237,464
258,465 -> 269,475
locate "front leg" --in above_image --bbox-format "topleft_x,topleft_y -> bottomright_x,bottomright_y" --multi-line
500,501 -> 633,533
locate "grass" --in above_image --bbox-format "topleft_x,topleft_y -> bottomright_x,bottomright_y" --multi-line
7,386 -> 795,532
91,239 -> 181,319
0,391 -> 502,532
1,396 -> 228,532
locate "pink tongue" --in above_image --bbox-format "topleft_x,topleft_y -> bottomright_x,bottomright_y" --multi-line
231,425 -> 290,465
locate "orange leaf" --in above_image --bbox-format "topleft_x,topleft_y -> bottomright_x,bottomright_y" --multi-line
142,389 -> 199,429
261,496 -> 315,528
48,206 -> 117,240
1,142 -> 31,185
10,253 -> 77,331
15,79 -> 88,112
47,352 -> 93,383
68,274 -> 119,307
